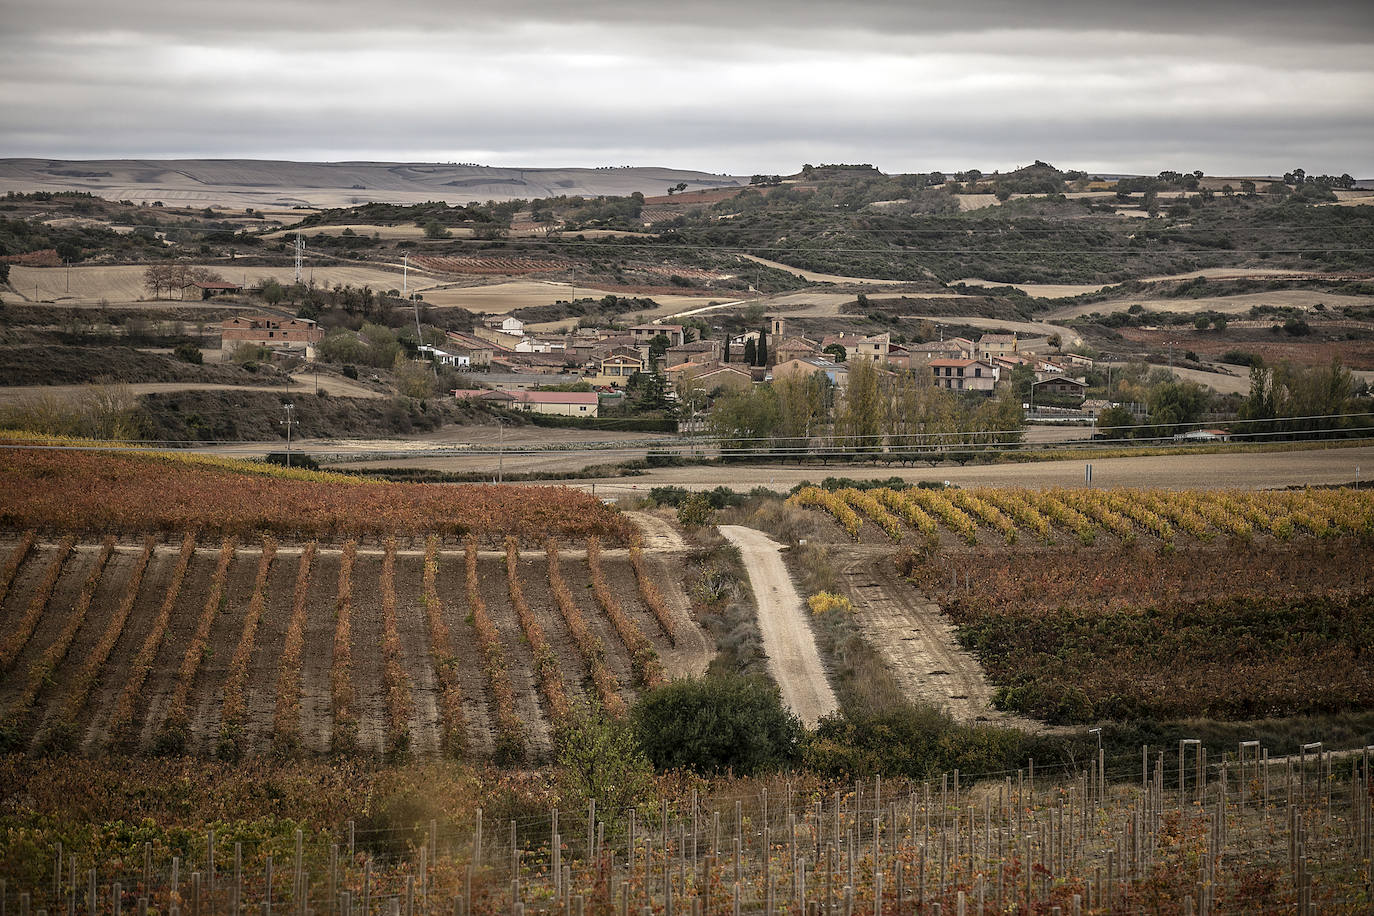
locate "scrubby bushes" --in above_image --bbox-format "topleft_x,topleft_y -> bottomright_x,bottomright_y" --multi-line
803,705 -> 1030,779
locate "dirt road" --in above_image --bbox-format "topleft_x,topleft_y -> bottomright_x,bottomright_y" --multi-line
541,444 -> 1374,496
718,525 -> 837,726
837,548 -> 1039,729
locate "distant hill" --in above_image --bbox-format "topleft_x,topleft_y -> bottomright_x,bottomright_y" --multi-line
0,159 -> 747,210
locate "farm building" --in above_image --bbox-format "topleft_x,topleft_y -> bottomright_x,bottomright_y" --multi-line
418,345 -> 469,368
773,357 -> 848,388
975,334 -> 1020,361
669,362 -> 752,396
182,280 -> 243,300
665,339 -> 721,367
1034,375 -> 1088,400
1173,428 -> 1233,443
590,349 -> 647,388
885,343 -> 912,370
908,338 -> 976,364
445,332 -> 496,368
220,315 -> 323,355
929,358 -> 999,392
482,315 -> 526,335
630,324 -> 686,347
821,332 -> 889,363
771,336 -> 821,364
454,388 -> 598,417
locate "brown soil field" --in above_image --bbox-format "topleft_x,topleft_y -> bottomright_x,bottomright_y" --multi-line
412,255 -> 570,276
1118,326 -> 1374,370
417,279 -> 718,314
738,254 -> 910,285
261,224 -> 435,241
0,536 -> 703,761
957,268 -> 1361,299
8,263 -> 419,305
1047,290 -> 1374,319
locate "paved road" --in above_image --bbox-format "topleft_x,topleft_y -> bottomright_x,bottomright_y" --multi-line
718,525 -> 839,727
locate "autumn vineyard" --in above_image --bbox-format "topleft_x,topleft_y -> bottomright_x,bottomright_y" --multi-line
2,447 -> 1374,913
0,448 -> 693,760
788,484 -> 1374,546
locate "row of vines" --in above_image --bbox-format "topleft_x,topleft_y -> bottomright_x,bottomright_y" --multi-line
791,485 -> 1374,545
0,533 -> 682,760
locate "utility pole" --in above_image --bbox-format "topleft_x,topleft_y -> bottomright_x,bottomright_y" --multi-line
281,403 -> 298,468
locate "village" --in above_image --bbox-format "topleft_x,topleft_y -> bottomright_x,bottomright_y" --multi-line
215,311 -> 1094,423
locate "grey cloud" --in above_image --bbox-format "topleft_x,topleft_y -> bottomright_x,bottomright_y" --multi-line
1,0 -> 1371,176
7,0 -> 1374,43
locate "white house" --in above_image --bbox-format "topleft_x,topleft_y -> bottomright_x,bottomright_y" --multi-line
418,345 -> 470,368
929,358 -> 999,392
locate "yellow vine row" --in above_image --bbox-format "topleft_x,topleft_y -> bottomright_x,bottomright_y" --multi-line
110,531 -> 198,742
219,538 -> 277,756
380,538 -> 414,758
161,537 -> 237,743
587,537 -> 663,688
12,537 -> 115,718
0,530 -> 38,608
0,535 -> 77,671
466,537 -> 524,762
874,489 -> 939,540
628,545 -> 678,643
422,537 -> 465,758
330,540 -> 357,753
787,486 -> 862,539
276,543 -> 324,752
839,488 -> 904,542
54,536 -> 155,729
506,537 -> 570,725
546,540 -> 625,717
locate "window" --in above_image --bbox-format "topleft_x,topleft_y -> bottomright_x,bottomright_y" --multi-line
974,367 -> 982,378
579,405 -> 588,412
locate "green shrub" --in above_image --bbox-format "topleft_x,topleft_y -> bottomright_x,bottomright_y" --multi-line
632,676 -> 802,774
677,493 -> 715,529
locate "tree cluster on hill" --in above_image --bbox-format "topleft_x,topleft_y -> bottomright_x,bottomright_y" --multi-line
142,264 -> 225,298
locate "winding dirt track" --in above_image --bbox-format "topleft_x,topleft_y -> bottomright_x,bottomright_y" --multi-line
835,547 -> 1042,730
718,525 -> 837,726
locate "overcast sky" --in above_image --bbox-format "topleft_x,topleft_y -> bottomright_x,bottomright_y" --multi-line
4,0 -> 1372,176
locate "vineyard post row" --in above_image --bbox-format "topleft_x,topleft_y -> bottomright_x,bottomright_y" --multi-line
4,744 -> 1372,916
